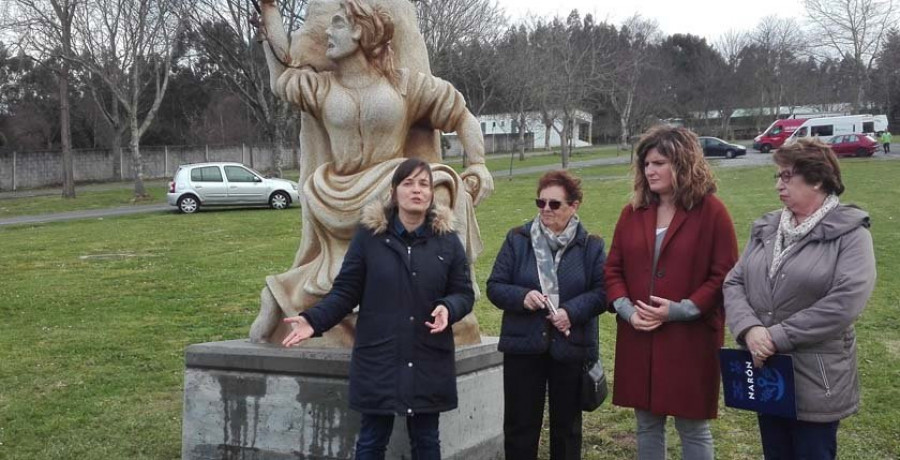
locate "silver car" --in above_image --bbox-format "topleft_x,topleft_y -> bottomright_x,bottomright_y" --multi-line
167,162 -> 300,214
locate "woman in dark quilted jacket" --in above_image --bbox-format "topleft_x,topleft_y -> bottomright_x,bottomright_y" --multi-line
487,170 -> 606,460
281,158 -> 474,460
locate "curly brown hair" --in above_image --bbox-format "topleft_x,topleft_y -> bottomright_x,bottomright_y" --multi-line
774,139 -> 845,196
344,0 -> 399,86
631,125 -> 717,210
537,170 -> 583,203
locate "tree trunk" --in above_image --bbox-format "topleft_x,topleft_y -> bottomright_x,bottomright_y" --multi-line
619,91 -> 634,148
544,124 -> 552,151
560,115 -> 570,169
130,118 -> 147,197
59,60 -> 75,198
518,112 -> 526,161
273,120 -> 285,178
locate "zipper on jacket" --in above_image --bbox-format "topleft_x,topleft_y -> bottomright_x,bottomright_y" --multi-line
815,354 -> 832,397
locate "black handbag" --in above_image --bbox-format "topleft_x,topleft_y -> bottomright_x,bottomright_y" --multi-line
580,359 -> 608,412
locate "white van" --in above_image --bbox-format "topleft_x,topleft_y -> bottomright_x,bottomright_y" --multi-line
785,114 -> 888,144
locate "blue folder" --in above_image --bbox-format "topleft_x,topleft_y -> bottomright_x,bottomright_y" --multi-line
719,348 -> 797,419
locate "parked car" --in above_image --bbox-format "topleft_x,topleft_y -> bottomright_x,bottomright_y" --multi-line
167,162 -> 300,214
826,134 -> 879,157
698,137 -> 747,159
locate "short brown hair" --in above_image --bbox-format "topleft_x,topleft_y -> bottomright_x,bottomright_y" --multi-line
632,125 -> 717,210
537,170 -> 583,203
774,139 -> 844,196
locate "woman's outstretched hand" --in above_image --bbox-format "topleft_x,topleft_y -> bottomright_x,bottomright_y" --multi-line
426,305 -> 449,333
282,316 -> 314,347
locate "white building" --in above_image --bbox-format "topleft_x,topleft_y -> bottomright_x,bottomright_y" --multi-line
443,109 -> 593,156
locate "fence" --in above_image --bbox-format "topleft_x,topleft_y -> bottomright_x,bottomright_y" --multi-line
0,143 -> 300,191
443,133 -> 535,157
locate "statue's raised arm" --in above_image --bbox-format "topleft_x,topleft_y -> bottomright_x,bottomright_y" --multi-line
249,0 -> 493,347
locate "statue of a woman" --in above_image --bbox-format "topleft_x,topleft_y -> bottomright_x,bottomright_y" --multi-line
249,0 -> 493,347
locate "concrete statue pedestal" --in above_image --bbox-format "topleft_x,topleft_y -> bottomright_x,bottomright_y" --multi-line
181,337 -> 504,459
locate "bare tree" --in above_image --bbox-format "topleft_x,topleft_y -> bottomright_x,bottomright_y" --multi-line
414,0 -> 506,77
184,0 -> 307,178
749,16 -> 805,121
5,0 -> 80,198
496,24 -> 540,160
713,29 -> 749,137
804,0 -> 896,112
533,11 -> 614,168
608,15 -> 660,149
71,0 -> 183,197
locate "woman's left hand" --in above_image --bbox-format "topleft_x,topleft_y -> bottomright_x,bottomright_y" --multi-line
635,295 -> 671,322
426,305 -> 450,333
548,308 -> 571,335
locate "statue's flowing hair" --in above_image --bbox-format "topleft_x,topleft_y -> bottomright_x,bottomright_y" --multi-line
344,0 -> 399,86
631,125 -> 717,210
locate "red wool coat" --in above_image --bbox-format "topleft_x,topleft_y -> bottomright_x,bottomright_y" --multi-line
605,194 -> 738,419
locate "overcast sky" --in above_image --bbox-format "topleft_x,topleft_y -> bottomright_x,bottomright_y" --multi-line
495,0 -> 806,41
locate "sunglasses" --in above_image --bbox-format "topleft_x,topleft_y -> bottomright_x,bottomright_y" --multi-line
535,199 -> 570,210
773,170 -> 795,183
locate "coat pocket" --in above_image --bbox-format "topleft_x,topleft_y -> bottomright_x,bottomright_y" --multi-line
815,354 -> 832,398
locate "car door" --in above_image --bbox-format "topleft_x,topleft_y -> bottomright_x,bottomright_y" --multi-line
831,135 -> 850,156
190,166 -> 228,202
709,139 -> 726,156
224,165 -> 267,203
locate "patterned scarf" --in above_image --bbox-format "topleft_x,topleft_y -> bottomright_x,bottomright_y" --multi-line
769,194 -> 839,279
531,214 -> 580,300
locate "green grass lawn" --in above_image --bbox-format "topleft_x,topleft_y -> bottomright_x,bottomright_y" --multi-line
1,159 -> 898,459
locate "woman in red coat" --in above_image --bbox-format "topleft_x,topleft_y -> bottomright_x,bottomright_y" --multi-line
605,126 -> 738,459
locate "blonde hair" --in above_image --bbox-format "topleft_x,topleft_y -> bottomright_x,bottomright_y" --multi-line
344,0 -> 399,86
631,125 -> 717,210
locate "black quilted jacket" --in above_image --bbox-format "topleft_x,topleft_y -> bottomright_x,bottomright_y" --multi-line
486,221 -> 607,363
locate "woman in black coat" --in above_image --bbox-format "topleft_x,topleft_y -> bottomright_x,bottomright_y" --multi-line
283,158 -> 474,460
487,170 -> 607,460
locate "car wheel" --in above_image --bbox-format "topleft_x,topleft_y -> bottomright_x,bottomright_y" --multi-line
856,148 -> 867,157
760,144 -> 772,153
270,191 -> 290,210
726,150 -> 735,159
178,195 -> 199,214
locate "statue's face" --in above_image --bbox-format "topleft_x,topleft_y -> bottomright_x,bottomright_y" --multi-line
326,11 -> 361,61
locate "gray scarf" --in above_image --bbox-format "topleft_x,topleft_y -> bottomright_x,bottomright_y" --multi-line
769,194 -> 839,279
530,214 -> 580,300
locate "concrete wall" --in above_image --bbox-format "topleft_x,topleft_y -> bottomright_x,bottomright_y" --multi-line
0,144 -> 301,191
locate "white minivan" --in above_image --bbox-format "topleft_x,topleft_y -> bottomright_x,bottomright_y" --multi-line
784,114 -> 888,145
167,162 -> 300,214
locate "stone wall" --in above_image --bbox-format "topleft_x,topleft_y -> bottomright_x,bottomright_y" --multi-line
0,144 -> 301,191
182,339 -> 504,460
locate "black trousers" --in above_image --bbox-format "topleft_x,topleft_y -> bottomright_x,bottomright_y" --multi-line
758,414 -> 839,460
503,352 -> 583,460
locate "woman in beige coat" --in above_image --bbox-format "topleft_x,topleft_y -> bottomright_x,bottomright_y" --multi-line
724,138 -> 876,459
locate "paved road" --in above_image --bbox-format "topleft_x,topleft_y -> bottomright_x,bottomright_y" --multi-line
3,150 -> 898,227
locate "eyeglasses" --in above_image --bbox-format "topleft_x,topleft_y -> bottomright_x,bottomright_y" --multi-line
774,170 -> 795,183
535,199 -> 570,210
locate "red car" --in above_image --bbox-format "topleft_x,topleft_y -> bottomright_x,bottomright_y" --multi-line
826,134 -> 879,157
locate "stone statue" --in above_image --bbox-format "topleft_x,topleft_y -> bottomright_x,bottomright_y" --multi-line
248,0 -> 494,347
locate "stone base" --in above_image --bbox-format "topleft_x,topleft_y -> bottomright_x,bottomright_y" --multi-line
182,338 -> 504,459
